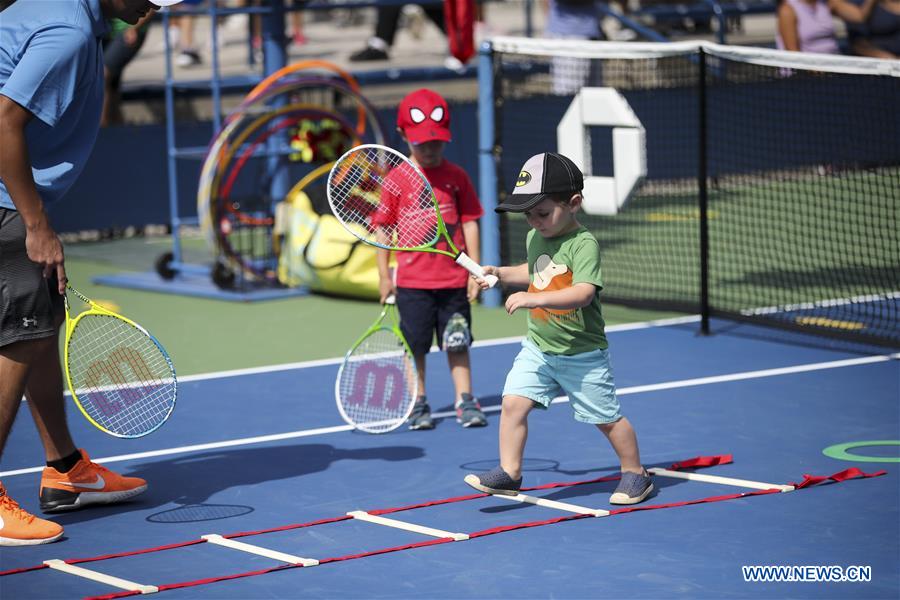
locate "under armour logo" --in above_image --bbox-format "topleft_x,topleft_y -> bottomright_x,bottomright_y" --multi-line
21,317 -> 38,328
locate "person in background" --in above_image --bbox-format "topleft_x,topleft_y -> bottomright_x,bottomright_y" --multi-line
350,2 -> 446,62
102,13 -> 153,126
776,0 -> 877,53
846,0 -> 900,57
172,0 -> 203,66
545,0 -> 604,94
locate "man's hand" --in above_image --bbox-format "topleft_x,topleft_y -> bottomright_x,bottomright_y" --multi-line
25,220 -> 66,294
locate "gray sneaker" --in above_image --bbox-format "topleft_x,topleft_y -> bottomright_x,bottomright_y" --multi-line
609,470 -> 653,505
464,466 -> 521,496
455,393 -> 486,428
407,397 -> 434,430
442,312 -> 471,352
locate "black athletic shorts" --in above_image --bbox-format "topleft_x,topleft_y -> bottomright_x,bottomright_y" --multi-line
0,208 -> 64,348
395,287 -> 472,356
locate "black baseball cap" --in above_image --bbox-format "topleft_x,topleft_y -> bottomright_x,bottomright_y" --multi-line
495,152 -> 584,213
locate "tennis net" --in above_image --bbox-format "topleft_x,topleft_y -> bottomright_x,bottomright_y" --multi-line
486,39 -> 900,347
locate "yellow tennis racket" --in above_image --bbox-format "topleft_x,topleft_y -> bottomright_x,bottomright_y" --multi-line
63,286 -> 177,438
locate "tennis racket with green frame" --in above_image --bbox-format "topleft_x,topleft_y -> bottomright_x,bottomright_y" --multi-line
63,286 -> 177,438
335,296 -> 418,434
326,144 -> 498,287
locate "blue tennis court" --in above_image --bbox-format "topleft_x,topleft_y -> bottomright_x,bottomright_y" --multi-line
1,318 -> 897,599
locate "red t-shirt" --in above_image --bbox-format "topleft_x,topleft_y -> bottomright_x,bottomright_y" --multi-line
370,158 -> 483,289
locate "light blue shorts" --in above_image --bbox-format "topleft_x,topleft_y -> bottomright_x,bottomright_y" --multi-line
502,338 -> 621,425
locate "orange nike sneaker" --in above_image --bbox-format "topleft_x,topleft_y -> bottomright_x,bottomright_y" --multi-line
0,483 -> 64,546
39,449 -> 147,513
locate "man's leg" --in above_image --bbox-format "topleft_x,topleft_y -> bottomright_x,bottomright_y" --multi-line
23,331 -> 76,463
0,341 -> 32,460
0,340 -> 66,546
373,5 -> 403,47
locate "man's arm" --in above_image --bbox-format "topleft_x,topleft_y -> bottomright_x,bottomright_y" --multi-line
0,95 -> 66,293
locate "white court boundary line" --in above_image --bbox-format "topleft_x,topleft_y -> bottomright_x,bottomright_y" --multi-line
54,315 -> 701,395
2,335 -> 895,480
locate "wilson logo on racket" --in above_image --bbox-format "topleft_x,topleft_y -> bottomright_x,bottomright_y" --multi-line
346,362 -> 407,411
83,347 -> 157,416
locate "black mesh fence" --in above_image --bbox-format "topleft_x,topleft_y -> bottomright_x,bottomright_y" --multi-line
492,43 -> 900,347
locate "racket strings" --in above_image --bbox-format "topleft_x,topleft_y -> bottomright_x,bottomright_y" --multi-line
67,315 -> 176,437
338,328 -> 417,433
329,147 -> 439,249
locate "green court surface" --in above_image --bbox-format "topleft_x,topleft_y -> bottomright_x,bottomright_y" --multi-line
63,236 -> 683,376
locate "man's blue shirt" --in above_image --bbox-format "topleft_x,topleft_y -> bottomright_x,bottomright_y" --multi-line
0,0 -> 107,210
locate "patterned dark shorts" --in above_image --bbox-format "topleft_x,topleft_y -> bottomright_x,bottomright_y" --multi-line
0,208 -> 63,348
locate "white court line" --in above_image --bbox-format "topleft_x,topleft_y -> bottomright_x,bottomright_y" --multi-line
53,315 -> 700,396
2,348 -> 894,479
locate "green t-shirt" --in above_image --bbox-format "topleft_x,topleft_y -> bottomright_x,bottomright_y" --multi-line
525,226 -> 608,355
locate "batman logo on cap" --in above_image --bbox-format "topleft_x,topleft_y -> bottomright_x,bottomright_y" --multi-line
516,171 -> 531,187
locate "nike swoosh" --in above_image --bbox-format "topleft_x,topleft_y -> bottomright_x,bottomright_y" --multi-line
58,475 -> 105,490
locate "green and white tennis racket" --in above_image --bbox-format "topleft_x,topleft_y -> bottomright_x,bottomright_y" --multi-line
335,296 -> 418,434
326,144 -> 498,287
63,286 -> 177,438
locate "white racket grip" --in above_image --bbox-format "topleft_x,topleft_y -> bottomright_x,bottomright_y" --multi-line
455,253 -> 499,288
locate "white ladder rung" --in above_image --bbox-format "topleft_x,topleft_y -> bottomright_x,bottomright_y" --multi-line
648,468 -> 795,492
493,493 -> 609,516
347,511 -> 469,541
43,559 -> 158,594
201,534 -> 319,566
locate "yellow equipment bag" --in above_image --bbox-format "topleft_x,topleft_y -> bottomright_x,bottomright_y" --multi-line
276,186 -> 384,300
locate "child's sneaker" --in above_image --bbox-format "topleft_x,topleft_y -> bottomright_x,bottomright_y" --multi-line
442,312 -> 471,352
39,450 -> 147,513
455,393 -> 486,427
609,470 -> 653,505
464,466 -> 521,496
0,483 -> 63,546
407,397 -> 435,430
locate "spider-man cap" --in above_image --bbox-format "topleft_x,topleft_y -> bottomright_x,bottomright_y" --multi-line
397,88 -> 452,145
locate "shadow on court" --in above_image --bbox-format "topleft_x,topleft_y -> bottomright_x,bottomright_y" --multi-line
49,443 -> 425,526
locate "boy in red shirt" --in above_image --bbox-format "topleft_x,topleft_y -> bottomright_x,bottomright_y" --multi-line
375,88 -> 487,429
